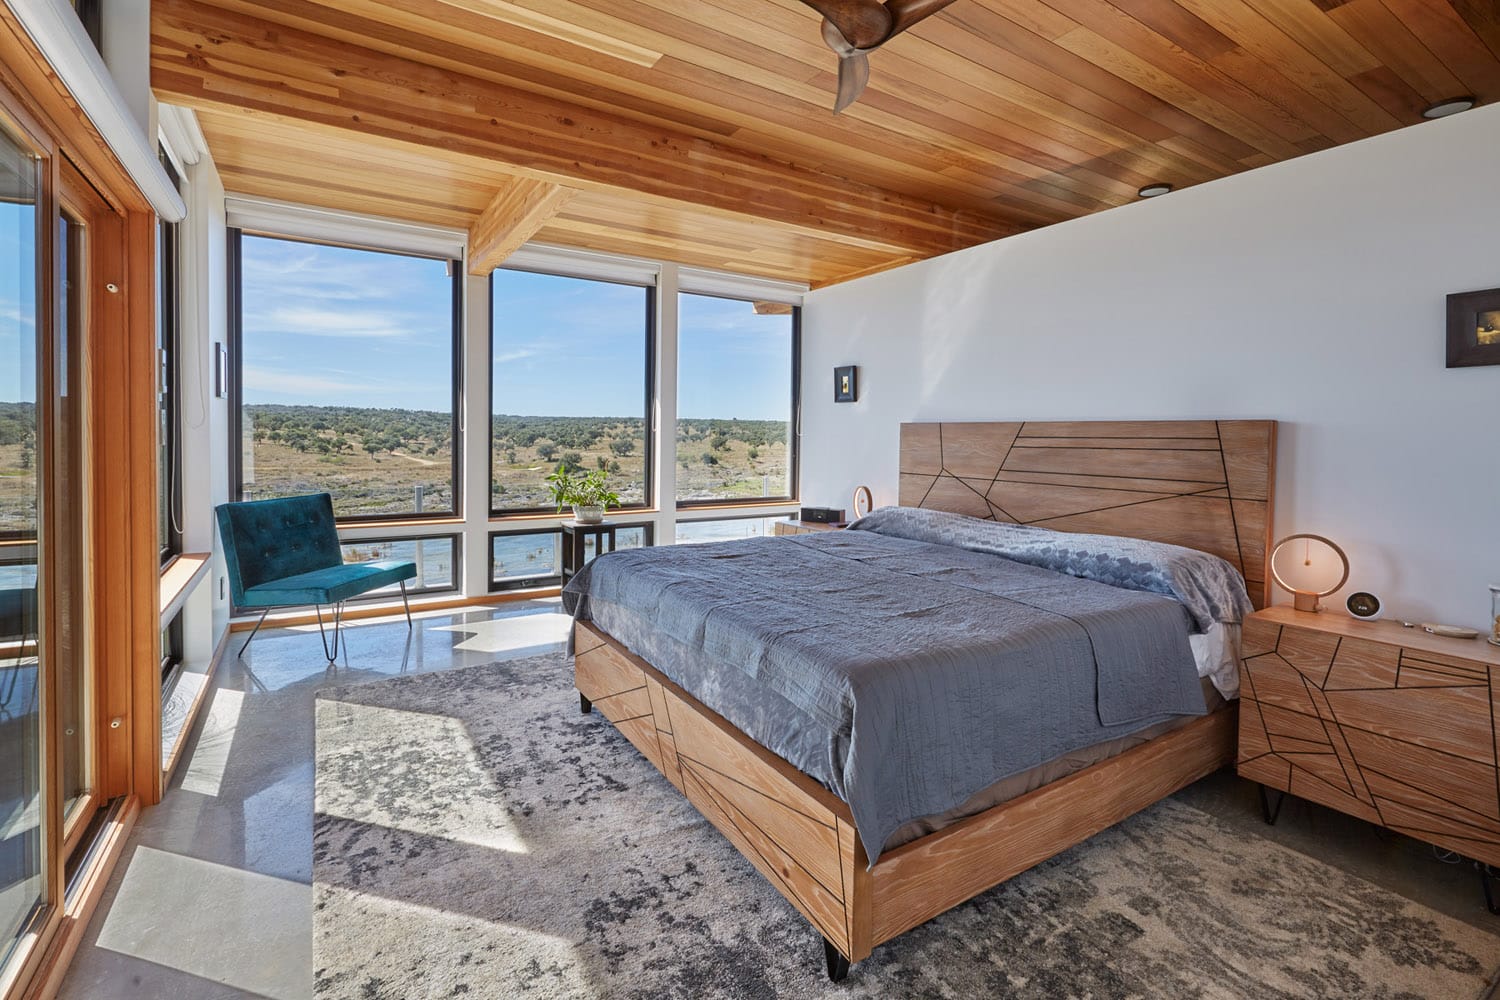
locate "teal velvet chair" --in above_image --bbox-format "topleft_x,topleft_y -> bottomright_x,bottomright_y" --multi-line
216,493 -> 417,660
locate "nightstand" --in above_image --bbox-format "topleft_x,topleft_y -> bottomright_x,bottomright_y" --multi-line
1238,605 -> 1500,911
560,520 -> 617,584
773,519 -> 846,536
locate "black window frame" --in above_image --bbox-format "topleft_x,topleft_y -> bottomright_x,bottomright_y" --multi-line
227,228 -> 465,524
488,267 -> 656,517
157,148 -> 182,566
673,512 -> 791,544
488,521 -> 654,593
337,532 -> 463,601
673,295 -> 801,510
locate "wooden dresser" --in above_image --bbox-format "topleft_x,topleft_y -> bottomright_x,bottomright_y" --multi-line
773,519 -> 845,536
1238,605 -> 1500,870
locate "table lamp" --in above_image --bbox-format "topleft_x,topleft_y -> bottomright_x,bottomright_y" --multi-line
1270,533 -> 1349,613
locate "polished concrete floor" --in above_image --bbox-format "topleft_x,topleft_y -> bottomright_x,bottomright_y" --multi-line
57,600 -> 573,1000
57,605 -> 1498,999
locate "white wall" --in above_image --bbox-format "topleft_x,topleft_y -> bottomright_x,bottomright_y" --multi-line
802,103 -> 1500,630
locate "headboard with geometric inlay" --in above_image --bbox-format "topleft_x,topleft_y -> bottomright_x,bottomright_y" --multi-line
898,420 -> 1278,608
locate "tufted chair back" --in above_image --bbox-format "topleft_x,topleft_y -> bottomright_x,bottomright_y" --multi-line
215,493 -> 344,606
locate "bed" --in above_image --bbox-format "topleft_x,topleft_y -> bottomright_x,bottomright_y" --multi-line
565,419 -> 1276,979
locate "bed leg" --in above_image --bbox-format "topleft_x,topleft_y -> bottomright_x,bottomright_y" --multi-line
1258,784 -> 1286,826
579,691 -> 592,715
1480,863 -> 1500,915
822,937 -> 850,982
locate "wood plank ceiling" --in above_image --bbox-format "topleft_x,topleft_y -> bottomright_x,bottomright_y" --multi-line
151,0 -> 1500,286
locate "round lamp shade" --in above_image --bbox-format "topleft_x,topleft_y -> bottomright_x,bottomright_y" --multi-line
1270,534 -> 1349,613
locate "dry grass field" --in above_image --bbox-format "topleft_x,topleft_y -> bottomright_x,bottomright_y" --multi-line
238,406 -> 790,516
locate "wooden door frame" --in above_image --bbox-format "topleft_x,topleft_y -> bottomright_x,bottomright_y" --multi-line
0,5 -> 163,998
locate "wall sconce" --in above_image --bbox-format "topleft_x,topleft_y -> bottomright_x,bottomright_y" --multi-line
834,365 -> 857,402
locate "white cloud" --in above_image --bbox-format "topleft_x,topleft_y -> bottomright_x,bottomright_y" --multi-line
250,305 -> 427,340
242,365 -> 394,398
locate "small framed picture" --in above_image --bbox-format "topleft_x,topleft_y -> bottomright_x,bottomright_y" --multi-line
834,365 -> 858,402
1447,287 -> 1500,368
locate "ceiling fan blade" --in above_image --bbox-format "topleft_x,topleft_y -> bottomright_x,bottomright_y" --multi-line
833,50 -> 870,113
885,0 -> 960,36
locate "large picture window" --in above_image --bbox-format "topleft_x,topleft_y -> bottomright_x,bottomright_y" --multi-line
676,293 -> 798,506
231,232 -> 460,520
490,269 -> 651,513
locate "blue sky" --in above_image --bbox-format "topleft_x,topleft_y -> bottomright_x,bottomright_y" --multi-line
493,270 -> 793,421
241,235 -> 455,411
0,201 -> 38,405
45,233 -> 793,422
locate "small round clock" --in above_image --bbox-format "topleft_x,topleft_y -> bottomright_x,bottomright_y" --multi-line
1346,591 -> 1383,621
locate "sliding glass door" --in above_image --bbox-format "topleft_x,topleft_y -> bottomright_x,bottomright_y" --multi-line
0,122 -> 99,984
54,186 -> 93,842
0,116 -> 44,968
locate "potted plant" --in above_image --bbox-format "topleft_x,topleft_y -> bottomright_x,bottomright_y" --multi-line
546,464 -> 621,524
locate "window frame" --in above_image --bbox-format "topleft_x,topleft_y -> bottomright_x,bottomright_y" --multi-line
674,294 -> 801,511
157,148 -> 182,565
487,266 -> 657,518
227,228 -> 465,524
488,521 -> 654,593
672,512 -> 789,544
337,531 -> 463,601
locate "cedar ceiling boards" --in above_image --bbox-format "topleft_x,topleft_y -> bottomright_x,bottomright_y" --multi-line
152,0 -> 1500,286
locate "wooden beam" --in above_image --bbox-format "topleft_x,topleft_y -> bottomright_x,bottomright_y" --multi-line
149,0 -> 1020,258
467,177 -> 575,275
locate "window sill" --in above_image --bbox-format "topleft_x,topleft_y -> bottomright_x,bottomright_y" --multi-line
159,552 -> 211,628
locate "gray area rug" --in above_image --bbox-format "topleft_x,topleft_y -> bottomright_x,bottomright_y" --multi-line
313,654 -> 1500,999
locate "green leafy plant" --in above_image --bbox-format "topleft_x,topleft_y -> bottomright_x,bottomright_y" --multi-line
545,464 -> 621,512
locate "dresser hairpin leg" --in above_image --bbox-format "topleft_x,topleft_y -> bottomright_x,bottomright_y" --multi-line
1258,784 -> 1285,826
579,691 -> 592,715
1480,863 -> 1500,916
822,937 -> 851,982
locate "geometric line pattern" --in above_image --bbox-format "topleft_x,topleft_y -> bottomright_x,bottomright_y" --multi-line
899,420 -> 1275,607
1238,615 -> 1500,868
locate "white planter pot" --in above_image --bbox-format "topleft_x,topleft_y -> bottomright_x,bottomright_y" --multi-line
572,504 -> 604,524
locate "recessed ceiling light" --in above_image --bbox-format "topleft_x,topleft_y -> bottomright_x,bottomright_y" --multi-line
1137,183 -> 1173,198
1423,96 -> 1476,119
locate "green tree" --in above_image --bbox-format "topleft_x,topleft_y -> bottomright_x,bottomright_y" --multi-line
701,451 -> 718,466
610,438 -> 634,457
536,442 -> 558,461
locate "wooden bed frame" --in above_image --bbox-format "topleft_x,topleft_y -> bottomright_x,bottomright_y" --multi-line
573,419 -> 1277,978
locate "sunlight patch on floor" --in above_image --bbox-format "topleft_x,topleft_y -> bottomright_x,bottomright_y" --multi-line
316,700 -> 529,854
95,846 -> 310,1000
316,883 -> 592,995
180,686 -> 247,799
433,613 -> 570,653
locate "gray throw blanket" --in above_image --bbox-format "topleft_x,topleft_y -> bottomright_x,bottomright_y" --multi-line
563,514 -> 1220,864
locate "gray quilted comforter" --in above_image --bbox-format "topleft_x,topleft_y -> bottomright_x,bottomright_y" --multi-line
563,509 -> 1242,863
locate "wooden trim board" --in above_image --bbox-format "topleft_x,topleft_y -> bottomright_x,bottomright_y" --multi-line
574,620 -> 1235,966
899,420 -> 1277,607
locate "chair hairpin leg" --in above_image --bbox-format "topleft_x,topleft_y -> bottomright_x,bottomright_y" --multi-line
399,580 -> 413,630
238,609 -> 270,657
314,602 -> 343,662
